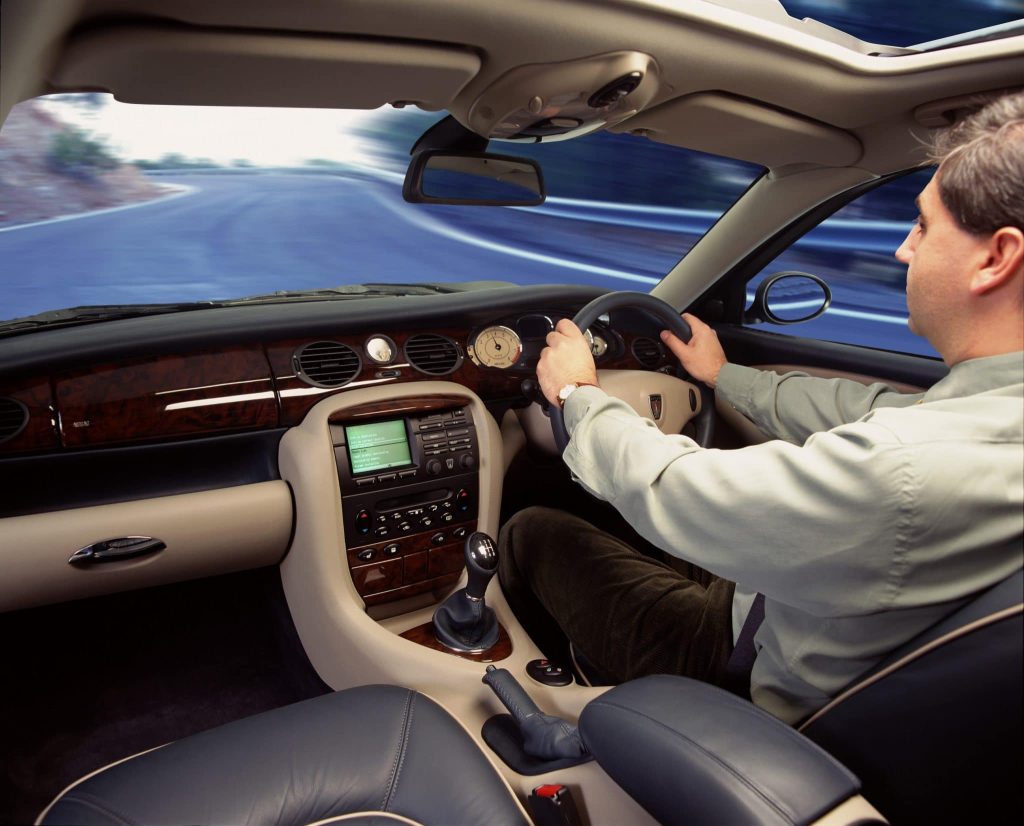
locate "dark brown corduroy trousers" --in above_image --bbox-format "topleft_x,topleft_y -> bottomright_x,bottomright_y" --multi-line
498,506 -> 737,686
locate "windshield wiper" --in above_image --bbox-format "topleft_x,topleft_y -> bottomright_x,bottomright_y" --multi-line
0,302 -> 224,337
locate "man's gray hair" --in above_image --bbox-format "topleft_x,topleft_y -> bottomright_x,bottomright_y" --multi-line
928,90 -> 1024,235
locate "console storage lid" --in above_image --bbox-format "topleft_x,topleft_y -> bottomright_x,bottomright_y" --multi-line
578,675 -> 861,826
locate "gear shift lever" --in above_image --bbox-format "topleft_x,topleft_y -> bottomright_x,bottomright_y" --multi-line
432,531 -> 500,652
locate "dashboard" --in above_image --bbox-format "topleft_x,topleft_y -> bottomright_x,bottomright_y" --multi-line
0,288 -> 675,458
0,284 -> 681,613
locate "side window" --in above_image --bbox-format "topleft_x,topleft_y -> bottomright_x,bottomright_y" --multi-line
744,167 -> 939,359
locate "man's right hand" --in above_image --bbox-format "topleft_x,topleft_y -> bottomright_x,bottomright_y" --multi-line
660,313 -> 727,389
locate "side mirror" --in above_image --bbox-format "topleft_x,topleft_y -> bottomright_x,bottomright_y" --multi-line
744,272 -> 832,325
403,150 -> 545,206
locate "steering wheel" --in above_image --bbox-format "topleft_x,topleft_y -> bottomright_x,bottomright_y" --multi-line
549,292 -> 715,453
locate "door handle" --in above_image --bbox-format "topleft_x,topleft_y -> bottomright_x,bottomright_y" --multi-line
68,536 -> 166,565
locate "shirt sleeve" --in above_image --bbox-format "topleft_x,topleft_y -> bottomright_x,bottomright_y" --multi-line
716,363 -> 922,444
562,385 -> 915,616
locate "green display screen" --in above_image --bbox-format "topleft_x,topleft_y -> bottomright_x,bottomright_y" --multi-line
345,419 -> 413,475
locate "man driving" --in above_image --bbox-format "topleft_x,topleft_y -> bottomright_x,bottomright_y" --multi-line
498,91 -> 1024,724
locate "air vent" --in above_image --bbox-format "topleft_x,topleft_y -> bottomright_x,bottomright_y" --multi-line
294,341 -> 361,388
631,337 -> 665,368
405,334 -> 463,376
0,397 -> 28,444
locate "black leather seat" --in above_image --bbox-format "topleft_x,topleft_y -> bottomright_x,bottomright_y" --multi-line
577,569 -> 1023,826
41,571 -> 1022,826
39,684 -> 529,826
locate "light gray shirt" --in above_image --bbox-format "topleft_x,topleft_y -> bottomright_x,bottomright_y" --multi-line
563,351 -> 1024,724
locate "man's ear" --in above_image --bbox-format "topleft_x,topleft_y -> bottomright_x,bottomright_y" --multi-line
970,227 -> 1024,296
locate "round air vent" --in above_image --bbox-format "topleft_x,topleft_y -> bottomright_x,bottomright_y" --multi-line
405,334 -> 463,376
0,397 -> 28,444
293,341 -> 361,388
631,337 -> 666,368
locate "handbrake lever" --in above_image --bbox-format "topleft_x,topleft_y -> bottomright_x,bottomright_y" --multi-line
483,665 -> 588,761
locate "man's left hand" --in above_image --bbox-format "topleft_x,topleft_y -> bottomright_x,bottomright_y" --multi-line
537,318 -> 599,406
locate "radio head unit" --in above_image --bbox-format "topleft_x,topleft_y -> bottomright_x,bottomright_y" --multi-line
332,405 -> 478,496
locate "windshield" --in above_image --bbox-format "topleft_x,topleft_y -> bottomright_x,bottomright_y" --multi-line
0,95 -> 762,323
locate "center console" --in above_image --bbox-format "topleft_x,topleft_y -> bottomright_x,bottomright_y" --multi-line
331,404 -> 480,606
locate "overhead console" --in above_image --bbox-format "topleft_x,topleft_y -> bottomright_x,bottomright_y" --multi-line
331,403 -> 480,606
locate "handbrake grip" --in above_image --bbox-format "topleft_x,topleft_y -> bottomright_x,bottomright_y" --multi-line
484,664 -> 543,724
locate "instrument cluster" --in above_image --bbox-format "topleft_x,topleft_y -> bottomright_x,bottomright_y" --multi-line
466,312 -> 619,372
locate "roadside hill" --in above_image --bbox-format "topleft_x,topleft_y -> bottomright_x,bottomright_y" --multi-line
0,101 -> 167,227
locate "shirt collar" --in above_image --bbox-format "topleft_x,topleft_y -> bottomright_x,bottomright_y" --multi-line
924,351 -> 1024,402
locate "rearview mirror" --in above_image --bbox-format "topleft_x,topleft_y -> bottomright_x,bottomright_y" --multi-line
745,272 -> 832,325
403,150 -> 545,206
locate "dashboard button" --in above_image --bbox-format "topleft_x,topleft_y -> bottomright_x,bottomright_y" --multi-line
354,509 -> 371,535
355,477 -> 377,487
378,473 -> 397,482
453,526 -> 467,538
431,532 -> 446,545
357,549 -> 375,561
374,526 -> 389,537
383,544 -> 400,557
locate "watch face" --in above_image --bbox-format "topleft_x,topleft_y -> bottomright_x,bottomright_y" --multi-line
558,383 -> 576,400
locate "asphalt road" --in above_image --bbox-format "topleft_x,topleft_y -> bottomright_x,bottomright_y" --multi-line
0,172 -> 935,357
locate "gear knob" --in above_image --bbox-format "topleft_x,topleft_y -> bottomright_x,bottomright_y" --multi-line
465,531 -> 498,600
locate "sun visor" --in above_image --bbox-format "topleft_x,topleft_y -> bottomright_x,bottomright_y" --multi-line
48,24 -> 481,111
611,92 -> 862,168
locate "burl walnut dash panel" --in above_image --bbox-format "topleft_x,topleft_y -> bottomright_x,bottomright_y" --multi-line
400,621 -> 512,663
54,347 -> 278,447
347,518 -> 477,606
0,379 -> 60,455
266,330 -> 524,426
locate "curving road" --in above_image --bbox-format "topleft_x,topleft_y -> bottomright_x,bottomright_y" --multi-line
0,172 -> 932,356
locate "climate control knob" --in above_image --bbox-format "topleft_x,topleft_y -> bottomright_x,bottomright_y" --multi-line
459,453 -> 476,470
426,459 -> 443,476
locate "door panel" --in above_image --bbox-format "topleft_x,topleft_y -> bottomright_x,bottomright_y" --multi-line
713,325 -> 947,447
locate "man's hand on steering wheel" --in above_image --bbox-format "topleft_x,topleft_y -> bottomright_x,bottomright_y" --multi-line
537,318 -> 599,407
659,312 -> 727,389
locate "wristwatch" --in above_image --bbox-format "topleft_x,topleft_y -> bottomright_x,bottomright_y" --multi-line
557,382 -> 598,407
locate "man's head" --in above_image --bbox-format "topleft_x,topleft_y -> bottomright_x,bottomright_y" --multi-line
895,91 -> 1024,365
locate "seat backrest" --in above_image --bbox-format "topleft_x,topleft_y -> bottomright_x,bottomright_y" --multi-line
799,569 -> 1023,826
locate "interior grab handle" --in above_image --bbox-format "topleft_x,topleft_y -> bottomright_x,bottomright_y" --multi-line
68,536 -> 166,565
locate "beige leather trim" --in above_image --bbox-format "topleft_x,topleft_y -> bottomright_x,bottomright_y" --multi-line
516,368 -> 700,456
0,481 -> 293,612
499,408 -> 527,474
35,744 -> 167,824
719,363 -> 926,446
808,794 -> 888,825
799,603 -> 1023,732
277,380 -> 659,824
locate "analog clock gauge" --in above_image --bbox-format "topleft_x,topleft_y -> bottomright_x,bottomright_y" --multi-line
365,335 -> 396,365
468,325 -> 522,369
